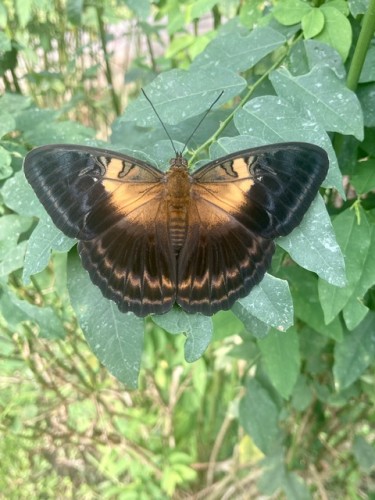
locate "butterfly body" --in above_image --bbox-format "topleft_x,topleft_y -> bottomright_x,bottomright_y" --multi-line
24,142 -> 329,317
165,157 -> 191,253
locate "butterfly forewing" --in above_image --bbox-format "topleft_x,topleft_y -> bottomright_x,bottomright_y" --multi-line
24,141 -> 329,317
24,145 -> 163,239
192,143 -> 329,238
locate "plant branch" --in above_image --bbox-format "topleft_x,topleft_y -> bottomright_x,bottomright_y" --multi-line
346,0 -> 375,91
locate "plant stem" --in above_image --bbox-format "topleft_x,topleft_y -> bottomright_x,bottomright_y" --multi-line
96,6 -> 122,116
346,0 -> 375,91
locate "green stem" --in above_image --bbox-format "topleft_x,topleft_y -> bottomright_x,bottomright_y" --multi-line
346,0 -> 375,91
96,7 -> 121,116
333,0 -> 375,154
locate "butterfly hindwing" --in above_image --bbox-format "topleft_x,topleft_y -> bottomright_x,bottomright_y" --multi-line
176,196 -> 275,315
78,198 -> 176,317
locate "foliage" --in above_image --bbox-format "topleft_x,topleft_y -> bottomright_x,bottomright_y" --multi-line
1,0 -> 375,497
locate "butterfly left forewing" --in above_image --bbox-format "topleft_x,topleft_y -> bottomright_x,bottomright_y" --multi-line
24,145 -> 164,239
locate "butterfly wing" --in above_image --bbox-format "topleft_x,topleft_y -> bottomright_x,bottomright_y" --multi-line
192,142 -> 329,238
24,145 -> 176,316
177,142 -> 328,315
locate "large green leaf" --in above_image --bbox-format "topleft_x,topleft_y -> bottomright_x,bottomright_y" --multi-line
234,96 -> 343,195
278,195 -> 345,287
333,312 -> 375,390
2,171 -> 46,218
191,26 -> 286,72
67,252 -> 144,388
318,207 -> 372,324
270,67 -> 363,140
123,67 -> 246,126
258,327 -> 300,399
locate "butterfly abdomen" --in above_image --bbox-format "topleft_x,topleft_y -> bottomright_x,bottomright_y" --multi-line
166,165 -> 191,253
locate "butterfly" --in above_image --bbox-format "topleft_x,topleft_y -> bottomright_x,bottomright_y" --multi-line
24,142 -> 328,317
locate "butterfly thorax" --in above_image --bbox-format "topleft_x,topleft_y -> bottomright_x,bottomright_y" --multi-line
166,158 -> 191,254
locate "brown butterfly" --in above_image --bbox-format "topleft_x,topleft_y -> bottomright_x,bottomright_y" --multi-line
24,142 -> 328,316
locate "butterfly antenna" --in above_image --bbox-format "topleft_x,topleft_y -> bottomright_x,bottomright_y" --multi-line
181,90 -> 224,155
141,88 -> 178,156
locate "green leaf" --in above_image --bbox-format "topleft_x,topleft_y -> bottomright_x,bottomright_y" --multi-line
318,208 -> 372,324
285,267 -> 343,341
352,435 -> 375,472
234,96 -> 344,195
24,120 -> 95,146
0,93 -> 31,115
333,312 -> 375,390
123,68 -> 245,126
314,5 -> 352,61
2,171 -> 46,218
291,375 -> 313,411
0,283 -> 65,339
301,8 -> 324,38
67,251 -> 144,388
231,302 -> 271,338
0,146 -> 12,180
303,40 -> 346,79
15,0 -> 32,28
0,214 -> 33,260
152,309 -> 213,362
235,274 -> 294,332
357,83 -> 375,127
0,111 -> 16,138
191,26 -> 286,73
273,0 -> 311,26
239,0 -> 266,28
258,327 -> 300,399
67,0 -> 84,25
0,31 -> 11,52
239,378 -> 282,454
351,159 -> 375,194
186,0 -> 219,22
342,223 -> 375,329
0,241 -> 27,277
359,45 -> 375,83
270,67 -> 363,141
23,218 -> 75,284
348,0 -> 370,17
278,195 -> 346,287
124,0 -> 151,20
